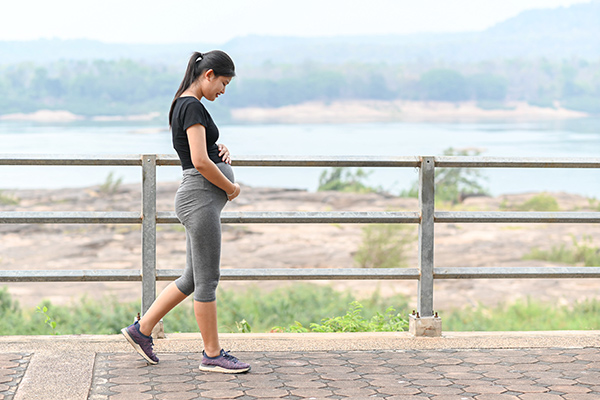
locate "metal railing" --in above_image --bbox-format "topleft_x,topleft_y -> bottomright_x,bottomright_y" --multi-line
1,154 -> 600,324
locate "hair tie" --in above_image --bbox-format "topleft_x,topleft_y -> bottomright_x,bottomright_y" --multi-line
196,53 -> 204,62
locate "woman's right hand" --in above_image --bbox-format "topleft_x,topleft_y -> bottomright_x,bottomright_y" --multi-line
227,183 -> 241,201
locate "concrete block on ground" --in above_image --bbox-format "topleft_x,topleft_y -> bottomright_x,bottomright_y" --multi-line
409,314 -> 442,337
152,320 -> 166,339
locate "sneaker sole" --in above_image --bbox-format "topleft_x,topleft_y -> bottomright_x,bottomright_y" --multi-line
198,363 -> 250,374
121,328 -> 159,365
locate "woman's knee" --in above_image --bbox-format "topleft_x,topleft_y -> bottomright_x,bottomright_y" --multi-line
193,274 -> 220,302
174,277 -> 194,297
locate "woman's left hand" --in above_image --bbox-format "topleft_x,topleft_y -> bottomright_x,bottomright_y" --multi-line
218,143 -> 231,165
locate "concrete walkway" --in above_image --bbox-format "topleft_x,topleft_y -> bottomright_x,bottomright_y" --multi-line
0,331 -> 599,400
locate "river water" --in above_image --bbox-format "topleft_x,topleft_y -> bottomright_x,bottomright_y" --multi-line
0,118 -> 599,197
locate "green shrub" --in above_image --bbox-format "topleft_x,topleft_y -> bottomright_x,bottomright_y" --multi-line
523,235 -> 600,266
317,167 -> 379,193
310,301 -> 407,332
0,287 -> 20,314
588,197 -> 600,211
273,301 -> 408,333
501,193 -> 560,211
99,171 -> 123,194
0,190 -> 19,205
354,224 -> 416,268
36,306 -> 58,334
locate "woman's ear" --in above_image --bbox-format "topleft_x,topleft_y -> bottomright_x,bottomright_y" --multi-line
204,69 -> 215,81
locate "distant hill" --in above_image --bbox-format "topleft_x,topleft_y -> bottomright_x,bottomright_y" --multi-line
1,2 -> 598,66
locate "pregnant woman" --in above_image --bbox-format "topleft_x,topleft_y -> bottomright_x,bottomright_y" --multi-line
121,50 -> 250,374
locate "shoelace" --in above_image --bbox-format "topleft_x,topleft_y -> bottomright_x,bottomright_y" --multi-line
221,350 -> 240,363
146,336 -> 156,355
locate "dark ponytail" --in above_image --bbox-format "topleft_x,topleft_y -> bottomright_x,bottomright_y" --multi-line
168,50 -> 236,126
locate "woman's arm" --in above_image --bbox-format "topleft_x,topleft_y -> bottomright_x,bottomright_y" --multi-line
187,124 -> 240,200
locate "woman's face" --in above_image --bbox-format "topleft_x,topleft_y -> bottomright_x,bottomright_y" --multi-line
201,70 -> 232,101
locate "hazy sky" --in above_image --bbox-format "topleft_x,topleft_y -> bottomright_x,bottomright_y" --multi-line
1,0 -> 592,44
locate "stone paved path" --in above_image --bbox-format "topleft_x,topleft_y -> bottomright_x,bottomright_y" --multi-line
0,353 -> 31,400
86,347 -> 600,400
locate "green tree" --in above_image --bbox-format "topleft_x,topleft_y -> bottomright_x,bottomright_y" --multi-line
419,69 -> 469,101
468,73 -> 507,101
317,167 -> 378,193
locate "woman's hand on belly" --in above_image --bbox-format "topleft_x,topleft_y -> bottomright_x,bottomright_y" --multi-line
218,143 -> 231,165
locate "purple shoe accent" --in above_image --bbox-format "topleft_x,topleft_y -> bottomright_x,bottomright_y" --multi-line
121,321 -> 159,364
199,349 -> 251,374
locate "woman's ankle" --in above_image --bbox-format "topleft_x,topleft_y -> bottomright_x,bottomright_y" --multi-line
138,320 -> 154,337
204,347 -> 222,358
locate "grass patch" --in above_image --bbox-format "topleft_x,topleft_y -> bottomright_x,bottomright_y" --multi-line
0,284 -> 409,335
0,190 -> 19,205
2,284 -> 599,335
445,298 -> 600,331
523,235 -> 600,266
354,224 -> 416,268
500,193 -> 560,211
99,171 -> 123,194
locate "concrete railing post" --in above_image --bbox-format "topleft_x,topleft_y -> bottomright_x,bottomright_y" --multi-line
410,156 -> 442,336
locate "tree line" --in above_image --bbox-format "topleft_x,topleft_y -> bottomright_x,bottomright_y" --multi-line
1,57 -> 598,117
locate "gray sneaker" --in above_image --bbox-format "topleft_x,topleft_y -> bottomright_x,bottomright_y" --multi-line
121,321 -> 159,365
199,349 -> 250,374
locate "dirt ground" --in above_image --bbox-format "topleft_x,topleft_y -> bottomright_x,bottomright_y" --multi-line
1,182 -> 599,313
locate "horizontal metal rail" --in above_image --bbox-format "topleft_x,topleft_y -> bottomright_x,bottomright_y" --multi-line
435,212 -> 600,224
3,266 -> 600,283
0,270 -> 143,282
0,154 -> 145,166
435,156 -> 600,168
434,267 -> 600,279
3,211 -> 598,224
0,211 -> 141,224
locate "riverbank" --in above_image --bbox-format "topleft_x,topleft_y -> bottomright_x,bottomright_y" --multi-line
1,182 -> 599,311
231,100 -> 589,123
0,100 -> 589,123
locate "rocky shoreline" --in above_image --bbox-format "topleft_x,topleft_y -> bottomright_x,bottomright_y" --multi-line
1,183 -> 599,312
231,100 -> 588,124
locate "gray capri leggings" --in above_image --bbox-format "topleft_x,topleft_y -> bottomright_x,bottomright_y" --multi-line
174,163 -> 234,302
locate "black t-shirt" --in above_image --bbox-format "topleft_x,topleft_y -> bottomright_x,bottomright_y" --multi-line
171,96 -> 221,170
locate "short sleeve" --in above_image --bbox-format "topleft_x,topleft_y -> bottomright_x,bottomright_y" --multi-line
181,101 -> 208,131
